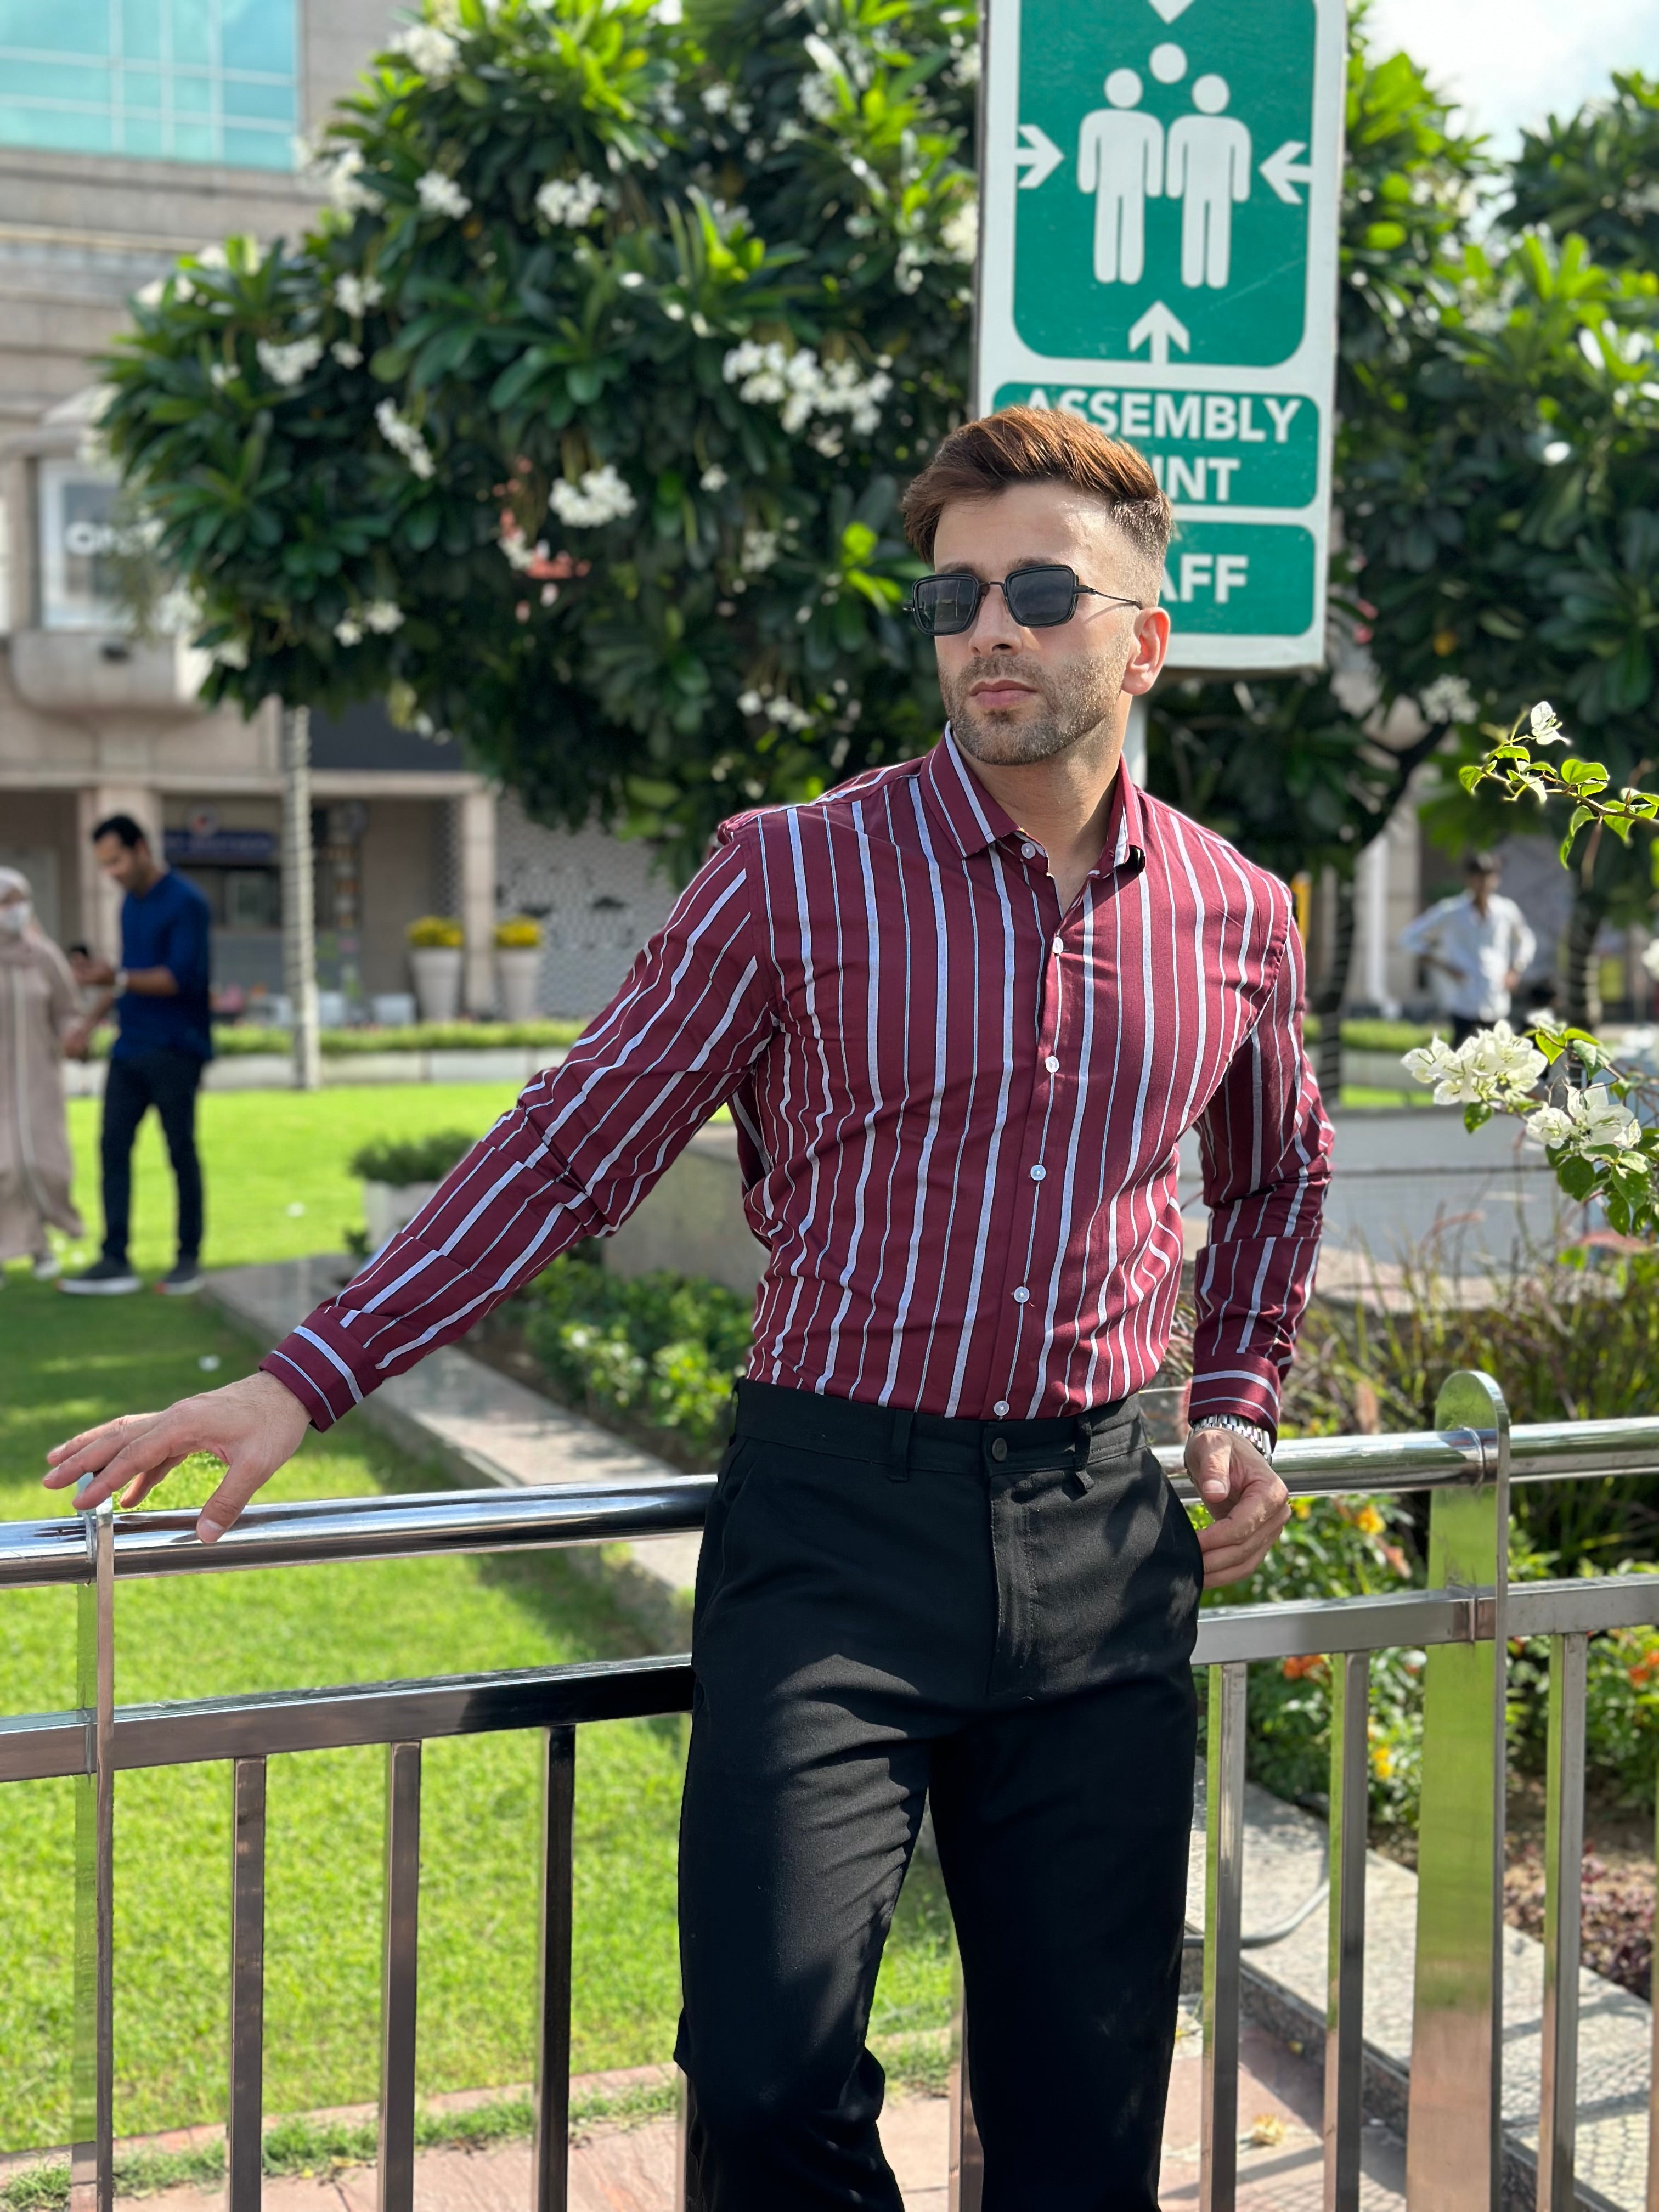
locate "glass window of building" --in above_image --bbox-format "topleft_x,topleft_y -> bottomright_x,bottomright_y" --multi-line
0,0 -> 298,169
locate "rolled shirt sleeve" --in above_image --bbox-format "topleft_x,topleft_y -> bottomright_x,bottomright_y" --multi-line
1187,902 -> 1333,1442
262,824 -> 774,1429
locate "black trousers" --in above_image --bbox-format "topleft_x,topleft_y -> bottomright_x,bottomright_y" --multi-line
100,1051 -> 204,1265
677,1380 -> 1202,2211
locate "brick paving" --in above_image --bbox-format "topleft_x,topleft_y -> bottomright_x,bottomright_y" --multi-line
61,2017 -> 1406,2212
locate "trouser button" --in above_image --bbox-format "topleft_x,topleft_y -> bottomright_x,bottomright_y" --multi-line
990,1436 -> 1008,1462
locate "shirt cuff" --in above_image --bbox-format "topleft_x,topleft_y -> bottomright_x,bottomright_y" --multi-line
259,1307 -> 373,1432
1187,1358 -> 1283,1444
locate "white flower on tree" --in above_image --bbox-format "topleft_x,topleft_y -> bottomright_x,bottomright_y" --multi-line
416,171 -> 471,219
741,527 -> 779,572
327,148 -> 384,216
548,464 -> 636,527
255,336 -> 324,387
212,636 -> 250,669
334,273 -> 385,318
208,361 -> 236,390
799,69 -> 842,123
939,199 -> 978,266
1464,1020 -> 1547,1091
331,341 -> 363,368
1525,1084 -> 1642,1154
362,600 -> 404,633
535,173 -> 607,227
393,22 -> 460,79
334,614 -> 364,646
722,337 -> 891,438
699,464 -> 728,492
375,399 -> 435,479
1419,673 -> 1477,726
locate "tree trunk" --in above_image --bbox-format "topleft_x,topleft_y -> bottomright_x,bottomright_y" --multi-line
1562,876 -> 1609,1031
1314,872 -> 1356,1098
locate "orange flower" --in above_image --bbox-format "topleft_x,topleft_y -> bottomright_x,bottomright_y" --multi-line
1628,1650 -> 1659,1689
1282,1653 -> 1327,1681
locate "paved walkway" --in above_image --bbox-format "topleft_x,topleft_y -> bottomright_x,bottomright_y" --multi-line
41,2020 -> 1408,2211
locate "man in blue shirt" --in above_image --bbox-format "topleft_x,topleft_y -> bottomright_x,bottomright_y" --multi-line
61,814 -> 213,1296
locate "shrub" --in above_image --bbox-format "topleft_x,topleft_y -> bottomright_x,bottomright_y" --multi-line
494,917 -> 543,948
348,1128 -> 479,1184
518,1253 -> 752,1462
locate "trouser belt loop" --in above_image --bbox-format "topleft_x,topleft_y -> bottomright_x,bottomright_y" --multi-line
1070,1417 -> 1095,1494
888,1408 -> 913,1481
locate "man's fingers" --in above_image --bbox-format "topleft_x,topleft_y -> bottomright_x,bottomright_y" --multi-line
57,1416 -> 208,1513
1184,1432 -> 1235,1504
117,1459 -> 190,1510
195,1451 -> 283,1544
44,1412 -> 166,1478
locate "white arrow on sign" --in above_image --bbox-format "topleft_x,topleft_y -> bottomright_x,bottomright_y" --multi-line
1260,140 -> 1316,204
1014,122 -> 1064,190
1127,301 -> 1190,365
1146,0 -> 1195,19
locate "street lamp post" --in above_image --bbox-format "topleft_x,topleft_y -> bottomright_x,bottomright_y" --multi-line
280,704 -> 321,1092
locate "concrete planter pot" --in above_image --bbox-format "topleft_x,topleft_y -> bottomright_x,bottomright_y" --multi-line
362,1177 -> 443,1254
408,945 -> 464,1023
495,945 -> 541,1022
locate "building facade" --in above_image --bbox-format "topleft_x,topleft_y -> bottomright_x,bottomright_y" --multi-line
0,0 -> 675,1022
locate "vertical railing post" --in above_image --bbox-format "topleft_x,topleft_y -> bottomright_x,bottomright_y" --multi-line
377,1741 -> 422,2212
533,1729 -> 574,2212
1538,1632 -> 1588,2211
71,1492 -> 115,2212
1201,1661 -> 1247,2212
947,1949 -> 985,2211
1323,1651 -> 1369,2212
1404,1369 -> 1510,2212
227,1757 -> 267,2212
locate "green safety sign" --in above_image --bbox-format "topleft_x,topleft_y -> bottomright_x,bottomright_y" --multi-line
977,0 -> 1345,670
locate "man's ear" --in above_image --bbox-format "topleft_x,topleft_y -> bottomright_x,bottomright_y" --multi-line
1122,605 -> 1171,696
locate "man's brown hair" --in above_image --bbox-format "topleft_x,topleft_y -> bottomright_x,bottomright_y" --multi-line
900,407 -> 1172,587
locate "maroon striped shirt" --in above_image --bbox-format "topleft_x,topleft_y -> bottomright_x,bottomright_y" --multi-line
265,733 -> 1331,1436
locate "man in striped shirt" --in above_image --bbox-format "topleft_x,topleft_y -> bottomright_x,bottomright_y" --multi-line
50,408 -> 1331,2209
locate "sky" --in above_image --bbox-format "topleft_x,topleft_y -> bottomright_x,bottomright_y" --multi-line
1365,0 -> 1659,150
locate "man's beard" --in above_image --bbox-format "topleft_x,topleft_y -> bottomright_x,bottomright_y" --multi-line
941,648 -> 1127,766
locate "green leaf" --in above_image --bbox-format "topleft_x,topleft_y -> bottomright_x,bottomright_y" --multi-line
1463,1101 -> 1492,1131
1556,1154 -> 1599,1201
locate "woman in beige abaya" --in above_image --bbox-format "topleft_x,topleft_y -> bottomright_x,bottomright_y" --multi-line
0,866 -> 86,1276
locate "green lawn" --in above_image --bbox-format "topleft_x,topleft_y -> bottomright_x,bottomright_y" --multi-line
2,1087 -> 953,2151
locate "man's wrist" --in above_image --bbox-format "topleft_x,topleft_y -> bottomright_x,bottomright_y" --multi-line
1190,1412 -> 1274,1464
112,968 -> 128,997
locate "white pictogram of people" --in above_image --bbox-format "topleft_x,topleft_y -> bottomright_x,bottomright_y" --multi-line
1076,47 -> 1252,291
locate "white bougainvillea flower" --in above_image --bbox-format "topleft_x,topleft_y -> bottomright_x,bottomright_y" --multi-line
1401,1036 -> 1460,1086
1530,700 -> 1566,744
1523,1104 -> 1576,1148
416,170 -> 471,219
255,336 -> 323,388
1463,1019 -> 1547,1092
1526,1083 -> 1642,1153
548,464 -> 636,527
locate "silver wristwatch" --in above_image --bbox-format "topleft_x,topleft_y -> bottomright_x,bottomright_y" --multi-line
1189,1412 -> 1274,1464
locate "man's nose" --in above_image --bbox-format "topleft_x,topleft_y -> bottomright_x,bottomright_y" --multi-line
964,581 -> 1024,652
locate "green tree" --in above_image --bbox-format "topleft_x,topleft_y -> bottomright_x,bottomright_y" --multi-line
1509,71 -> 1659,269
97,0 -> 977,877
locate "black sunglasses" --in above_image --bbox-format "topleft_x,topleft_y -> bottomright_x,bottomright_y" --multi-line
905,563 -> 1143,637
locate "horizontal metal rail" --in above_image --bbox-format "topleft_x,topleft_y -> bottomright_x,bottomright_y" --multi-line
6,1407 -> 1659,1591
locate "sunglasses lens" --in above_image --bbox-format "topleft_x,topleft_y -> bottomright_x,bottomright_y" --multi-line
1003,567 -> 1077,628
913,574 -> 982,635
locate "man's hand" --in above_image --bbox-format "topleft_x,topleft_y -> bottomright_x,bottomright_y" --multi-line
1184,1426 -> 1290,1588
61,1017 -> 97,1060
43,1373 -> 312,1543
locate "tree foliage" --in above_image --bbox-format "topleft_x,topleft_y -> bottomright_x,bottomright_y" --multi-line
98,0 -> 977,873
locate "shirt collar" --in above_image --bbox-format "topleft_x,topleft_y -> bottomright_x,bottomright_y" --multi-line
921,725 -> 1146,879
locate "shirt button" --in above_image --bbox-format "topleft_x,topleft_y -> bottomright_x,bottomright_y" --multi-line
1030,1164 -> 1046,1182
1045,1055 -> 1059,1074
1020,841 -> 1037,859
1013,1286 -> 1030,1304
993,1401 -> 1011,1419
1052,936 -> 1064,956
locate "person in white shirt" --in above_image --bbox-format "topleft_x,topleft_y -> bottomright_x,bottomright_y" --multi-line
1398,851 -> 1538,1045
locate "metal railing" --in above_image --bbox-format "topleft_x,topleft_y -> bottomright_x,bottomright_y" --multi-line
3,1370 -> 1658,2211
